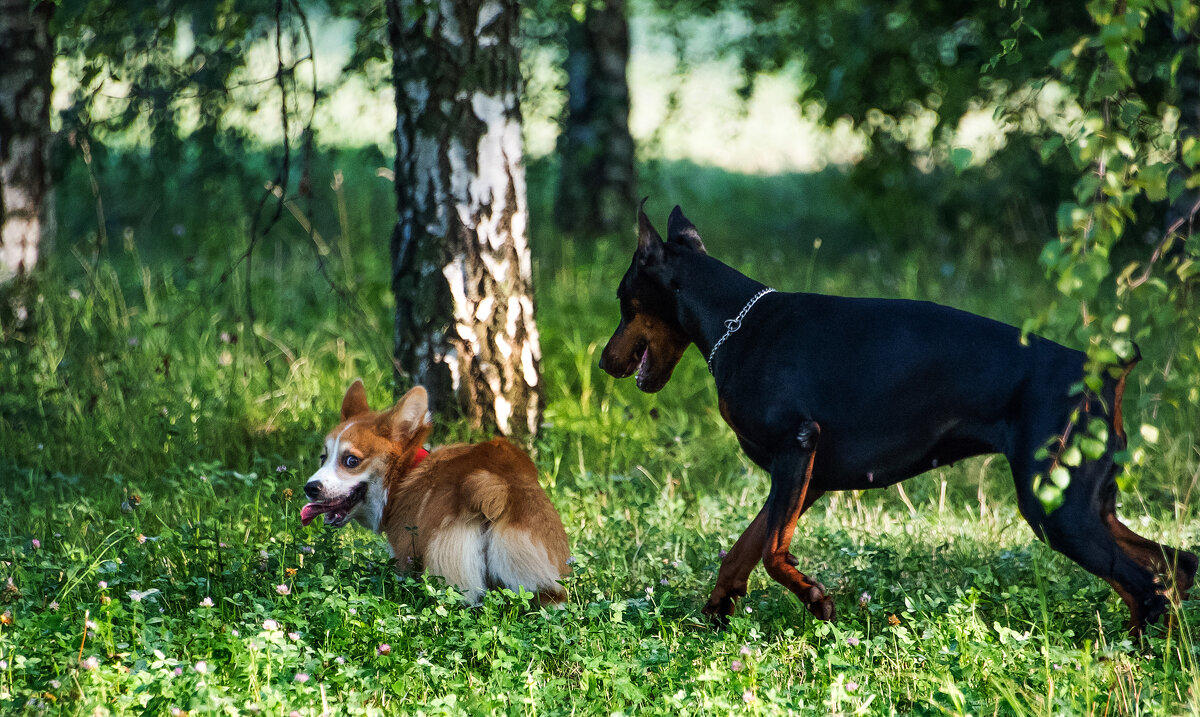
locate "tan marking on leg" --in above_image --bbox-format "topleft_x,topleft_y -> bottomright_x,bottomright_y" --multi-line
1112,366 -> 1133,445
1103,511 -> 1195,602
1103,577 -> 1145,636
761,445 -> 834,621
704,490 -> 825,620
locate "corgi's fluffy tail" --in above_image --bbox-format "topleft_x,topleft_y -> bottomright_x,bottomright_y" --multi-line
464,470 -> 510,523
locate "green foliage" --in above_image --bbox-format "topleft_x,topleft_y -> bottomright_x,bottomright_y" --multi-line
49,0 -> 330,252
54,0 -> 279,144
0,148 -> 395,480
649,0 -> 1091,250
1004,0 -> 1200,510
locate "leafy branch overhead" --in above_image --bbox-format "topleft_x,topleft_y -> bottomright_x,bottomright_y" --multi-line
53,0 -> 317,153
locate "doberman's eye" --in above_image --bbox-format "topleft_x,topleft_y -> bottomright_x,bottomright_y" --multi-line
343,454 -> 361,469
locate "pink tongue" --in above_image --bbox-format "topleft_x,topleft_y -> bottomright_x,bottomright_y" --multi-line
300,503 -> 332,526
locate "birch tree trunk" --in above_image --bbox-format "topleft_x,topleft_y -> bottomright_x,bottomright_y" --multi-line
387,0 -> 542,436
0,0 -> 54,285
554,0 -> 635,236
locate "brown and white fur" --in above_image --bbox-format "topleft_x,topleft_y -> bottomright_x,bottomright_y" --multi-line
301,380 -> 570,605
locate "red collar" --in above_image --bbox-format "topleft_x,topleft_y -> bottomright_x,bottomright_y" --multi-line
412,447 -> 429,468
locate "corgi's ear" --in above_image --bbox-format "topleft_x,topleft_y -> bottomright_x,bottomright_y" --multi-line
388,386 -> 430,439
341,379 -> 370,420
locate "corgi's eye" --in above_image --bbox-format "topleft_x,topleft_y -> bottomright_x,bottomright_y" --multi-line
343,454 -> 361,469
319,453 -> 327,465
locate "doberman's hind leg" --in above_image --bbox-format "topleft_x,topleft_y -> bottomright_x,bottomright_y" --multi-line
1040,505 -> 1165,633
761,421 -> 835,621
1103,508 -> 1198,605
703,488 -> 826,621
1014,452 -> 1168,635
1096,362 -> 1197,626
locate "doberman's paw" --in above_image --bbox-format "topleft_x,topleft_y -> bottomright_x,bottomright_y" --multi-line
702,585 -> 746,625
802,583 -> 834,621
1133,591 -> 1169,635
1151,571 -> 1190,607
701,597 -> 734,624
807,595 -> 836,621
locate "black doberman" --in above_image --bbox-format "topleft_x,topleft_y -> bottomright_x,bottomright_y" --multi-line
599,202 -> 1197,634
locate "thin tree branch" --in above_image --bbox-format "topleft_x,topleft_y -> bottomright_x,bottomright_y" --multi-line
1127,194 -> 1200,289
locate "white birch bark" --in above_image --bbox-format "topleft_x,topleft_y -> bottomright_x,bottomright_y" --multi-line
0,0 -> 54,284
388,0 -> 541,435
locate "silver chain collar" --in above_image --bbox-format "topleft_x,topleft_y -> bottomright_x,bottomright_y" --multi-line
706,288 -> 776,374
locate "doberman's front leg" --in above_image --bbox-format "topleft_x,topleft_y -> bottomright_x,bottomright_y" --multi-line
702,489 -> 826,621
702,505 -> 767,620
761,421 -> 834,620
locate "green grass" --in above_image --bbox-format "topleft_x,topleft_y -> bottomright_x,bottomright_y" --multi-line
1,153 -> 1199,716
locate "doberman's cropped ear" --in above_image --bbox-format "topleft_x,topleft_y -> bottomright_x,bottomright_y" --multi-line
341,379 -> 370,421
667,205 -> 707,255
636,197 -> 664,265
386,386 -> 430,440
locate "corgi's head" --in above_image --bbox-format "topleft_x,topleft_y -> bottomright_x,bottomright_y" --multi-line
301,380 -> 432,531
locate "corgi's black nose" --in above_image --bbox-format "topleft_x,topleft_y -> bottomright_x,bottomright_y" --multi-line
304,481 -> 322,500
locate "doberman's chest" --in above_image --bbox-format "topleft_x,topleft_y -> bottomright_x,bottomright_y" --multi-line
717,395 -> 800,471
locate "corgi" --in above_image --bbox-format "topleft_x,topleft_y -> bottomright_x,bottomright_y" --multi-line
300,380 -> 570,605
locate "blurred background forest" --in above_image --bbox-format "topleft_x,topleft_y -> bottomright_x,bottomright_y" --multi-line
2,0 -> 1200,714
